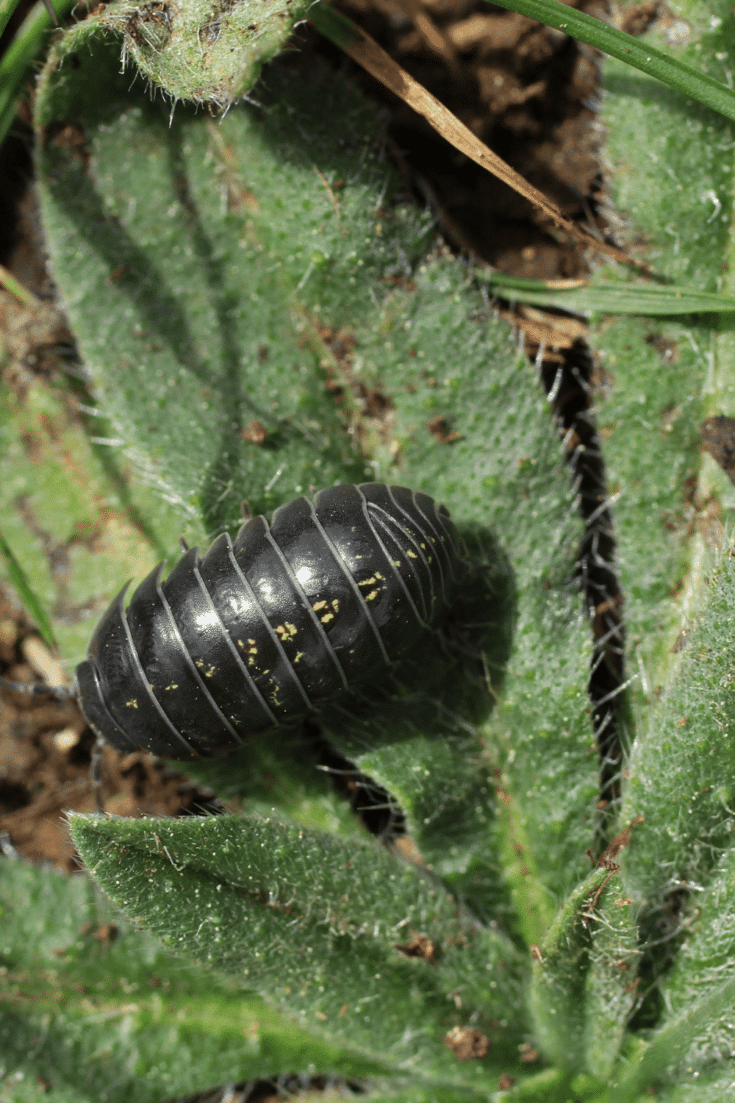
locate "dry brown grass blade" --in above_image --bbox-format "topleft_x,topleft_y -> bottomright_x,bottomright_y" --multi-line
311,3 -> 651,274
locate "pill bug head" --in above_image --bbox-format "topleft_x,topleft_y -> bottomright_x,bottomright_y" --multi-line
74,483 -> 466,760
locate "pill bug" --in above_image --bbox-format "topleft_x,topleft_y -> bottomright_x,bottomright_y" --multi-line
71,482 -> 465,759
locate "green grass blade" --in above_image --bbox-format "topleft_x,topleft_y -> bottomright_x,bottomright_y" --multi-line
0,263 -> 37,305
0,0 -> 18,40
480,274 -> 735,316
0,527 -> 57,648
484,0 -> 735,124
0,0 -> 74,147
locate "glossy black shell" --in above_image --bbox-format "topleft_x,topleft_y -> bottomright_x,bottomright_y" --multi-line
75,483 -> 464,758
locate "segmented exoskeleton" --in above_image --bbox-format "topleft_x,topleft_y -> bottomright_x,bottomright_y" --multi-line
74,483 -> 464,758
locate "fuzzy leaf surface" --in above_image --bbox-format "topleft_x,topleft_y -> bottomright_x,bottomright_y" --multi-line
0,860 -> 380,1102
50,0 -> 308,112
35,42 -> 597,929
595,0 -> 735,895
0,362 -> 182,661
652,841 -> 735,1077
580,874 -> 639,1082
594,0 -> 735,706
36,43 -> 378,540
334,257 -> 596,930
619,548 -> 735,899
70,812 -> 528,1091
524,853 -> 638,1084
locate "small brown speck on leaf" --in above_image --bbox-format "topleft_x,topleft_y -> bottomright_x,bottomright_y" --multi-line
702,416 -> 735,484
592,814 -> 644,865
45,121 -> 87,151
107,265 -> 130,283
498,1073 -> 515,1090
519,1041 -> 540,1062
645,332 -> 679,363
428,415 -> 461,443
93,923 -> 119,943
243,420 -> 267,445
379,274 -> 417,291
365,388 -> 392,416
444,1025 -> 490,1061
395,932 -> 438,964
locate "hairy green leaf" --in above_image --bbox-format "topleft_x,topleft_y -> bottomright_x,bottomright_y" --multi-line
621,544 -> 735,896
581,877 -> 639,1081
609,974 -> 735,1100
655,828 -> 735,1073
0,860 -> 378,1101
529,866 -> 610,1072
35,40 -> 597,930
594,0 -> 735,728
596,0 -> 735,903
70,812 -> 527,1090
0,366 -> 182,661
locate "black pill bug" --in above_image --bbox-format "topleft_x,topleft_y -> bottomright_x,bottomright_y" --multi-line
74,483 -> 465,759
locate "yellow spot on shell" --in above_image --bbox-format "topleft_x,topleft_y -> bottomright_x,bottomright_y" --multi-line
407,549 -> 418,559
320,612 -> 335,624
358,572 -> 384,587
293,651 -> 304,663
164,684 -> 179,691
364,589 -> 379,602
312,600 -> 328,612
275,622 -> 297,642
126,699 -> 139,709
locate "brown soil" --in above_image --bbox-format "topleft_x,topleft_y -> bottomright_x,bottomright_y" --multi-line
0,594 -> 221,871
0,0 -> 647,866
327,0 -> 613,278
